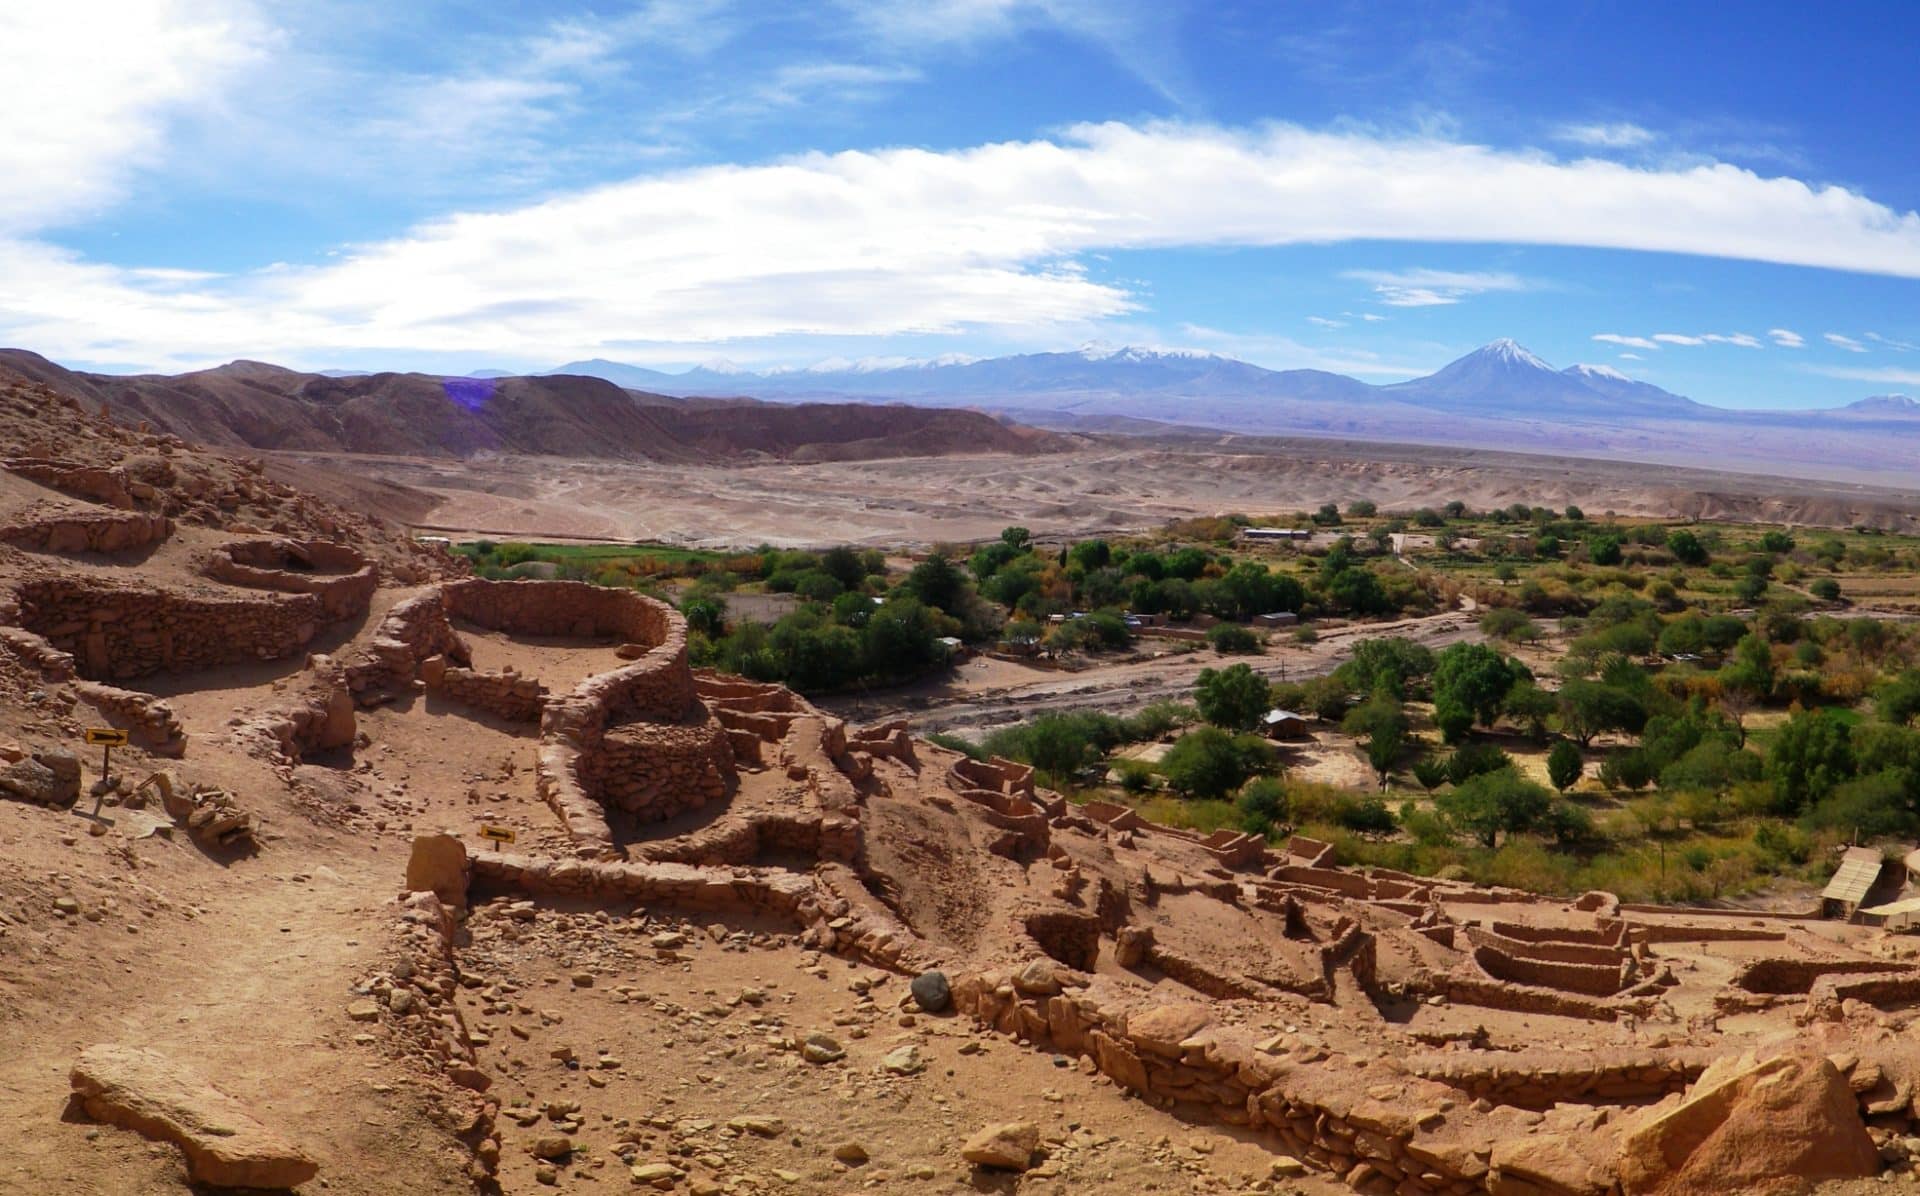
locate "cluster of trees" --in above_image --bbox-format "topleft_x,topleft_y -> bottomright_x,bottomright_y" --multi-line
969,526 -> 1308,632
686,549 -> 998,693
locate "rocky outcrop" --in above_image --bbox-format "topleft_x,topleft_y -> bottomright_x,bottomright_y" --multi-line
69,1044 -> 320,1190
1617,1051 -> 1878,1195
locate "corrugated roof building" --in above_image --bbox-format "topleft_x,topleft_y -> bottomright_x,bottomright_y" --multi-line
1822,846 -> 1886,919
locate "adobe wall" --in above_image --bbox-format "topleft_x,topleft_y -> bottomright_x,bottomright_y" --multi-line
1731,956 -> 1912,995
200,538 -> 377,620
1809,968 -> 1920,1016
1469,938 -> 1629,998
13,576 -> 328,680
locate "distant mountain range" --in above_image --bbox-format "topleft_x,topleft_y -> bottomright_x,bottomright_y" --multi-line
6,338 -> 1919,482
537,339 -> 1920,482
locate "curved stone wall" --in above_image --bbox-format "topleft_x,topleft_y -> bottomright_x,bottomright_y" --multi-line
200,538 -> 377,620
12,576 -> 330,680
443,581 -> 731,852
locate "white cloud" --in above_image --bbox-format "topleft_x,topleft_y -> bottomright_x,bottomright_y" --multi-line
0,0 -> 269,232
1652,333 -> 1703,346
1825,333 -> 1869,353
1175,323 -> 1435,377
1769,327 -> 1805,348
1554,122 -> 1655,149
12,118 -> 1920,367
1306,316 -> 1346,328
1617,352 -> 1644,360
1594,334 -> 1659,350
1808,365 -> 1920,386
1866,332 -> 1917,352
1342,268 -> 1528,307
1643,332 -> 1763,348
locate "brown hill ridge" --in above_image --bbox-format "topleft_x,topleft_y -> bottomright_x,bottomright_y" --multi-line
0,349 -> 1069,463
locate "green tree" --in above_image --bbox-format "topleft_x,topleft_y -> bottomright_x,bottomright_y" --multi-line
1436,769 -> 1553,847
1336,637 -> 1436,699
1479,607 -> 1539,643
1195,663 -> 1271,732
1343,690 -> 1408,790
820,545 -> 867,590
901,554 -> 966,612
1586,534 -> 1623,566
1810,577 -> 1842,602
1547,740 -> 1583,792
1000,526 -> 1032,552
1411,758 -> 1448,792
1877,670 -> 1920,726
1503,681 -> 1557,741
1668,529 -> 1709,565
1068,539 -> 1111,571
863,597 -> 942,677
1432,643 -> 1525,740
1557,679 -> 1647,747
681,595 -> 727,638
1162,727 -> 1273,799
1765,708 -> 1855,813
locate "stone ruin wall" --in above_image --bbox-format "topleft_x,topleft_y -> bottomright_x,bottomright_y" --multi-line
199,538 -> 377,620
420,580 -> 729,852
1408,1049 -> 1708,1110
1731,956 -> 1914,995
11,576 -> 331,681
0,508 -> 172,554
3,457 -> 138,508
73,680 -> 187,757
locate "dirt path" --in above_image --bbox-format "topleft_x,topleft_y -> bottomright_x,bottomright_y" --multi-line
818,609 -> 1480,738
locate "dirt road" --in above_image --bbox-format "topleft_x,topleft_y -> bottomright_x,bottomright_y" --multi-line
818,609 -> 1481,739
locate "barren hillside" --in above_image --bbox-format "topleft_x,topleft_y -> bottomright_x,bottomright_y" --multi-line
0,350 -> 1068,464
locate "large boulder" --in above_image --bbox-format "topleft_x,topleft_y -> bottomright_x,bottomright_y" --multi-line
1618,1050 -> 1878,1195
406,834 -> 469,910
70,1044 -> 319,1189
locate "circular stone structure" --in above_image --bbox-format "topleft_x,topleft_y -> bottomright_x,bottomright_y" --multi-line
439,579 -> 733,853
201,538 -> 377,620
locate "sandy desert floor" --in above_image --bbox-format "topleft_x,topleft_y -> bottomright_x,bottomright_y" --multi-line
269,437 -> 1920,551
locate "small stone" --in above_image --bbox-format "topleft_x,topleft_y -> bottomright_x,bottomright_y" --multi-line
535,1163 -> 558,1185
729,1116 -> 785,1137
531,1134 -> 573,1161
54,896 -> 80,916
630,1161 -> 683,1185
571,972 -> 594,988
1271,1156 -> 1307,1177
881,1045 -> 925,1076
346,999 -> 380,1023
962,1122 -> 1038,1171
832,1141 -> 870,1164
802,1032 -> 845,1064
909,970 -> 951,1013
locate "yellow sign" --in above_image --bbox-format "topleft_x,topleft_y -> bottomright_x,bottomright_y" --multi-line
479,825 -> 517,845
84,728 -> 129,747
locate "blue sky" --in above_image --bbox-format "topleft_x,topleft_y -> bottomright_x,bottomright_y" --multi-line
4,1 -> 1918,408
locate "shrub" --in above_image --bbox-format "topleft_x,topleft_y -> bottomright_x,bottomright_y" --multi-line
1206,624 -> 1262,655
1809,577 -> 1841,602
1236,776 -> 1288,835
1547,741 -> 1583,791
1444,743 -> 1513,786
1161,728 -> 1276,799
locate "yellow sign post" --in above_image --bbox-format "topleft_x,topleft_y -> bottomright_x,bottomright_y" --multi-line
83,728 -> 129,817
479,825 -> 517,848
